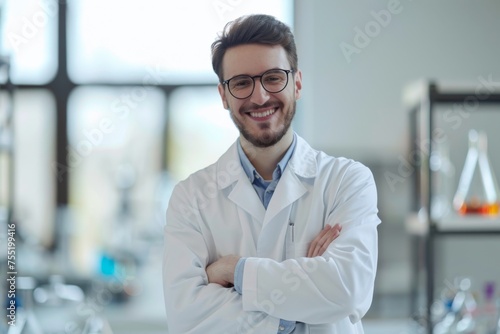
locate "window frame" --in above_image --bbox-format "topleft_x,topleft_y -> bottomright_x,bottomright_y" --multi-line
0,1 -> 294,250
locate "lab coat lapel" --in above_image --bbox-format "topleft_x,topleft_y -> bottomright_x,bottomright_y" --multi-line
228,174 -> 265,222
216,142 -> 265,222
264,169 -> 307,224
264,134 -> 317,224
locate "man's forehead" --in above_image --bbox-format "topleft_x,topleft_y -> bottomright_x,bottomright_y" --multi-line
222,44 -> 289,78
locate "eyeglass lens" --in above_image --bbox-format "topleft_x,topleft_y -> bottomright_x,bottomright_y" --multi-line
228,69 -> 289,99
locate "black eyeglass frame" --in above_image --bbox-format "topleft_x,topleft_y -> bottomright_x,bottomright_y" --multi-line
221,69 -> 294,100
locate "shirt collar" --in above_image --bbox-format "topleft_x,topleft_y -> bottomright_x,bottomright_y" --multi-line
237,133 -> 297,183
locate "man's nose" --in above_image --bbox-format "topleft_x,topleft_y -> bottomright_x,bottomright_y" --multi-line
249,78 -> 271,105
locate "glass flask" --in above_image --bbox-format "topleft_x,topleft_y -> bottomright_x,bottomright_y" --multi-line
453,130 -> 500,216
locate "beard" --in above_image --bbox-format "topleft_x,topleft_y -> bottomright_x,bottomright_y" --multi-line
229,100 -> 296,148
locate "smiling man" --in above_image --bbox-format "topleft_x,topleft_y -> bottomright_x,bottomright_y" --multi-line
220,44 -> 296,150
163,14 -> 381,333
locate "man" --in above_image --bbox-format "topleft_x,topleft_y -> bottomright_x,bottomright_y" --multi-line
163,14 -> 381,333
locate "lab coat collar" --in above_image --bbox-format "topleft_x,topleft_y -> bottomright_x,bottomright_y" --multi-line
216,133 -> 318,191
215,133 -> 317,223
288,134 -> 318,179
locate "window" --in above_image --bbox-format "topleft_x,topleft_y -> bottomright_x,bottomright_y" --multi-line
168,86 -> 239,181
67,0 -> 293,83
0,0 -> 293,274
14,90 -> 56,247
0,0 -> 58,84
67,86 -> 165,272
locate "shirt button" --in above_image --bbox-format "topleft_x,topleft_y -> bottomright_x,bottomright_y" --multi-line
279,326 -> 285,331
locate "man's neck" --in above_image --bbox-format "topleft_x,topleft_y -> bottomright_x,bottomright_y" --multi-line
240,130 -> 294,180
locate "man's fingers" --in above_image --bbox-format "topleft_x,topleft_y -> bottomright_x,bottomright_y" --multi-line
307,224 -> 342,257
310,231 -> 335,257
318,226 -> 341,255
307,226 -> 329,257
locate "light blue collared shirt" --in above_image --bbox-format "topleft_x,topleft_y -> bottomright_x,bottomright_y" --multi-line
234,134 -> 297,334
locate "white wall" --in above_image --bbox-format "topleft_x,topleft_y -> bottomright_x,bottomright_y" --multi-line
292,1 -> 500,300
294,0 -> 500,161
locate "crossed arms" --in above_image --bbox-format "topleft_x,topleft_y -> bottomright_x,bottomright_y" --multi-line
163,163 -> 380,333
206,224 -> 342,287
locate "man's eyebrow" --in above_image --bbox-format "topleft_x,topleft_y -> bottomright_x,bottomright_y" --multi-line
230,67 -> 286,78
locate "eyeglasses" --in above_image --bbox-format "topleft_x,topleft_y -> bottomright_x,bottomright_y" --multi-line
222,69 -> 293,99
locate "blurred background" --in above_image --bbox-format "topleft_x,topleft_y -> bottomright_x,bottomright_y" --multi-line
1,1 -> 500,333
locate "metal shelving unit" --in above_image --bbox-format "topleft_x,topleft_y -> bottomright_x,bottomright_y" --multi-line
404,80 -> 500,333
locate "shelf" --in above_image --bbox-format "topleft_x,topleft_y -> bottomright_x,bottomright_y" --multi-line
405,212 -> 500,235
405,80 -> 500,334
403,79 -> 500,107
435,215 -> 500,232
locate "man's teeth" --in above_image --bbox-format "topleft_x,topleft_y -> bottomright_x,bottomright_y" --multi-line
249,108 -> 276,118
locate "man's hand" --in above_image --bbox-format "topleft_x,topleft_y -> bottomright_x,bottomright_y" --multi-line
206,255 -> 240,287
307,224 -> 342,257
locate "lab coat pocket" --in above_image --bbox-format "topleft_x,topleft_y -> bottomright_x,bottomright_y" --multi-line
285,221 -> 310,259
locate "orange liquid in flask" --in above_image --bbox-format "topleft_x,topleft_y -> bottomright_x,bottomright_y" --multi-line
458,201 -> 500,216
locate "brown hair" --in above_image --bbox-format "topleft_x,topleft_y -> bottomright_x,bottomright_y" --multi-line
211,14 -> 298,83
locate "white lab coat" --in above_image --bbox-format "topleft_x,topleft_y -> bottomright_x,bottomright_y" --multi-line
163,134 -> 381,334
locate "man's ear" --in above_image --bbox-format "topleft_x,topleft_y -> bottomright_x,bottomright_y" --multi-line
294,69 -> 303,100
218,83 -> 229,109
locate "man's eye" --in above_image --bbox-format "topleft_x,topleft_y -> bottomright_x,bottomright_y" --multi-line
232,78 -> 252,89
265,76 -> 281,82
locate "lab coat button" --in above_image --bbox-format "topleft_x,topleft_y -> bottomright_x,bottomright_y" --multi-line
279,326 -> 285,331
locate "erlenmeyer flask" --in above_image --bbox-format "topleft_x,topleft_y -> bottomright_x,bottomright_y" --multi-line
453,129 -> 500,216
